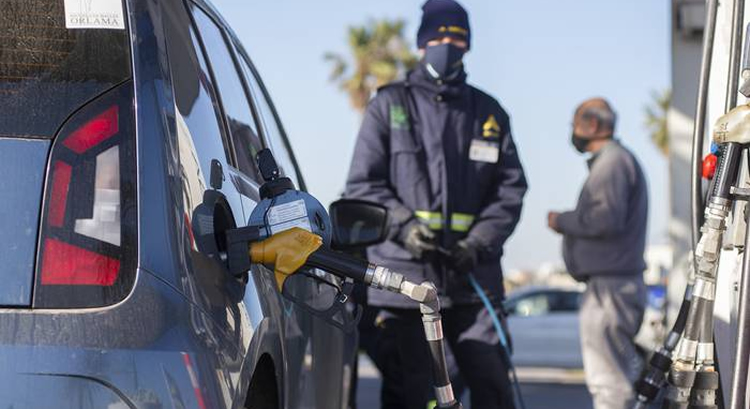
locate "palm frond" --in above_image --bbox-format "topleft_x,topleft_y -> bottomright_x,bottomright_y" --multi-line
644,89 -> 671,156
324,18 -> 418,114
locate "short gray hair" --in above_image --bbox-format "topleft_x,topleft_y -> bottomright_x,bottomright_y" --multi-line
580,103 -> 617,133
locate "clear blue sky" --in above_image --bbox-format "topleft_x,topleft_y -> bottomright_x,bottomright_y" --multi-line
212,0 -> 671,272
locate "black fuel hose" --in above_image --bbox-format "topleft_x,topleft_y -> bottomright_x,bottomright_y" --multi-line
428,339 -> 452,393
306,247 -> 370,283
699,300 -> 715,350
672,287 -> 694,349
633,285 -> 693,409
302,246 -> 462,409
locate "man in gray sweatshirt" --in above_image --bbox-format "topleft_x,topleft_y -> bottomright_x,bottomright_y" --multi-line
548,98 -> 648,409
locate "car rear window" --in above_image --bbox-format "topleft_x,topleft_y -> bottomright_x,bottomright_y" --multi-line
0,0 -> 131,139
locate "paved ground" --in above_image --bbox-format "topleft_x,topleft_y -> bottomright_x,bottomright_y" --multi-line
515,383 -> 593,409
355,355 -> 593,409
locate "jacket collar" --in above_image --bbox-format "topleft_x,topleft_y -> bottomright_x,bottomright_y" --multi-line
407,65 -> 468,101
587,139 -> 617,169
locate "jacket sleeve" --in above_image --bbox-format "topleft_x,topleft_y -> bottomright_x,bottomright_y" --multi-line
556,157 -> 629,238
345,96 -> 415,240
465,113 -> 528,253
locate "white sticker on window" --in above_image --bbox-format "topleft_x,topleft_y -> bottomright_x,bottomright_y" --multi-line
267,200 -> 308,226
64,0 -> 125,30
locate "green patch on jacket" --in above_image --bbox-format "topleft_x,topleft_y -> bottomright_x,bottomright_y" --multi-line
390,104 -> 409,130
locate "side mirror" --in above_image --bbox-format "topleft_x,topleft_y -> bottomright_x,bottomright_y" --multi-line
329,199 -> 388,250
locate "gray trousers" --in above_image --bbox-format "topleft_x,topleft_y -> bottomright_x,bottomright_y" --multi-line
580,276 -> 647,409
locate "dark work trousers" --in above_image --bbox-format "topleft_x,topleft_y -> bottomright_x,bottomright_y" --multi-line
377,304 -> 515,409
349,283 -> 380,409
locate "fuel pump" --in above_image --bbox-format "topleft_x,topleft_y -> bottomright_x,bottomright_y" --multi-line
636,99 -> 750,409
633,1 -> 750,405
226,149 -> 463,409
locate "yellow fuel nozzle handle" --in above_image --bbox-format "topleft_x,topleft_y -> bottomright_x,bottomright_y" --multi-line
249,227 -> 438,307
249,227 -> 323,291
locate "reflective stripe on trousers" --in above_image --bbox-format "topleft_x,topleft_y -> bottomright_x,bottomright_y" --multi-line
415,211 -> 475,232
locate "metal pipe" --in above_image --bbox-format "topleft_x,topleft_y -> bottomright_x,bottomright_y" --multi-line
738,23 -> 750,98
730,159 -> 750,409
730,205 -> 750,409
721,0 -> 749,407
716,0 -> 747,219
691,0 -> 721,255
419,290 -> 463,409
725,0 -> 746,113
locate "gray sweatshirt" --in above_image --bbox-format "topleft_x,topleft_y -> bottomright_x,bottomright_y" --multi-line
557,140 -> 648,280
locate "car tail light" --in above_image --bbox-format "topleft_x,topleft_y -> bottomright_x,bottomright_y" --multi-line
33,82 -> 137,309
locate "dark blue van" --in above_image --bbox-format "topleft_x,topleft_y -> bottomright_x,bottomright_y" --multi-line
0,0 -> 355,407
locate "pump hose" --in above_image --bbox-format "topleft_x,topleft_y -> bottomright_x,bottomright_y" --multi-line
468,274 -> 527,409
308,249 -> 462,408
305,247 -> 370,283
690,0 -> 720,253
633,284 -> 693,409
250,230 -> 462,408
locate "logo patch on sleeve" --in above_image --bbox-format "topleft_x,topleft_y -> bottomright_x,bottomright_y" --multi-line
390,105 -> 409,130
482,114 -> 501,138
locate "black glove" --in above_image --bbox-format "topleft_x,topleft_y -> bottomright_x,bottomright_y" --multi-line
450,239 -> 479,273
401,222 -> 437,259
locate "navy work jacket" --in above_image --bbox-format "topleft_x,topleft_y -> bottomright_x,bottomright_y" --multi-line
345,67 -> 528,307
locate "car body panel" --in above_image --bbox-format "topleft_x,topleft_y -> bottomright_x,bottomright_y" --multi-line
0,271 -> 231,408
0,0 -> 353,407
128,0 -> 284,405
0,374 -> 134,409
505,287 -> 584,368
0,138 -> 50,307
508,311 -> 582,368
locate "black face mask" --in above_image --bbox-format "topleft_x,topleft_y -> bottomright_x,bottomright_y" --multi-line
422,43 -> 465,81
571,132 -> 590,154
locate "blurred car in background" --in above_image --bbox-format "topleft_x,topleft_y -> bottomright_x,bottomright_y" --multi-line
505,283 -> 665,370
504,286 -> 583,368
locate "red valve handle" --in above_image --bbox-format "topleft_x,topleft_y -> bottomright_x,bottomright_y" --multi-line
702,153 -> 718,180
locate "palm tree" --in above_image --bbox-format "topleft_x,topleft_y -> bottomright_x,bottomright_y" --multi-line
325,19 -> 418,114
645,89 -> 671,156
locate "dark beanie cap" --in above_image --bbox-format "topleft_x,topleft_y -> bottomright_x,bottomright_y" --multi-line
417,0 -> 471,50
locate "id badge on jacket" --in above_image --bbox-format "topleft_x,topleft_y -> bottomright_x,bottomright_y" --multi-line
469,139 -> 500,163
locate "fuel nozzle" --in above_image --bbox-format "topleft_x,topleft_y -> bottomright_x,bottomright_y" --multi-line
232,227 -> 461,408
241,227 -> 439,303
249,227 -> 324,291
